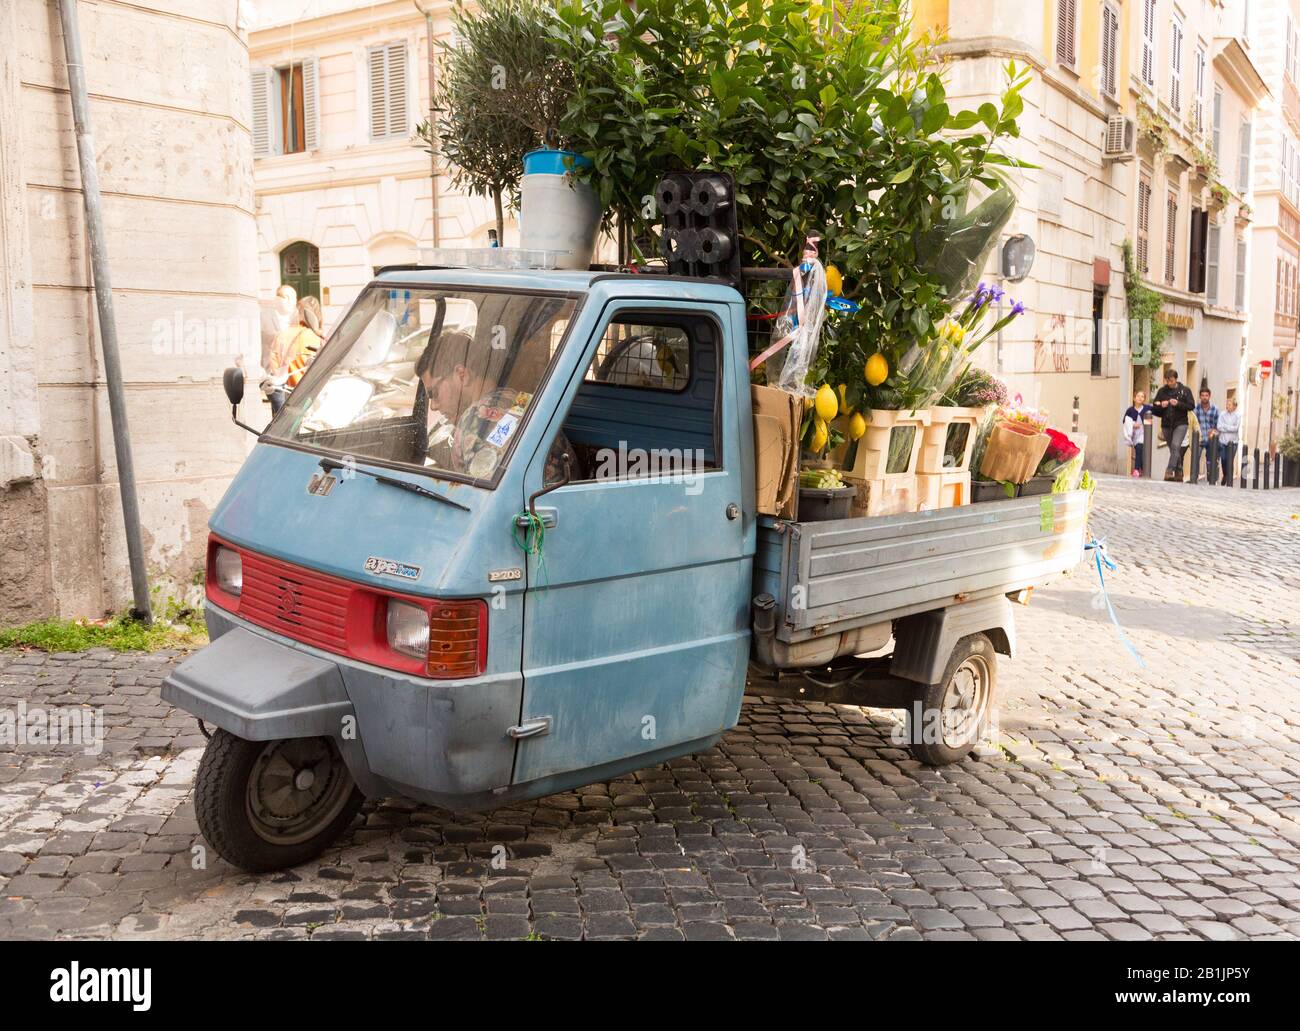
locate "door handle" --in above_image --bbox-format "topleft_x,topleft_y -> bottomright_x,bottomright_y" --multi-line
515,508 -> 557,529
506,716 -> 552,739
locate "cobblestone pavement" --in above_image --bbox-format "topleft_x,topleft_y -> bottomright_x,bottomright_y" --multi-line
2,475 -> 1298,941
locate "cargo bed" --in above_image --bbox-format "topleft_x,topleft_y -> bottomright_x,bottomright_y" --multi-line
754,490 -> 1090,645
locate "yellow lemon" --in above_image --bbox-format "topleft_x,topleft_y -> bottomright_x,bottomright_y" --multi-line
837,383 -> 850,415
865,352 -> 888,386
849,411 -> 867,440
802,395 -> 814,413
815,384 -> 838,422
825,264 -> 843,296
810,417 -> 828,453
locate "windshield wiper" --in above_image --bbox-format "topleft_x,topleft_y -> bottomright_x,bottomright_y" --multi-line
318,458 -> 470,512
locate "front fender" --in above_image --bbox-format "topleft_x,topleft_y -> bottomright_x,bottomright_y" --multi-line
161,626 -> 383,796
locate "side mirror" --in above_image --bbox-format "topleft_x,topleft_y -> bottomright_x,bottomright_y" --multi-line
222,367 -> 245,406
528,453 -> 572,519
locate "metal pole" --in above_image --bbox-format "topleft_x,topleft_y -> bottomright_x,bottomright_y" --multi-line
57,0 -> 152,622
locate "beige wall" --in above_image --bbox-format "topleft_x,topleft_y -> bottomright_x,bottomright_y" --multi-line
1,0 -> 258,622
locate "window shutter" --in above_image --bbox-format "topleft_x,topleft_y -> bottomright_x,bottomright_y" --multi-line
1235,237 -> 1247,310
368,44 -> 388,140
1056,0 -> 1077,67
1137,178 -> 1151,274
250,67 -> 273,157
1239,121 -> 1252,192
302,57 -> 320,151
1170,22 -> 1183,114
368,42 -> 408,141
1194,48 -> 1205,131
1165,192 -> 1177,285
1207,224 -> 1220,305
386,42 -> 408,137
1212,88 -> 1222,160
1102,6 -> 1118,97
1141,0 -> 1156,87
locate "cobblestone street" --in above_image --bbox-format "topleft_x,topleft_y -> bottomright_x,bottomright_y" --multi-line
1,475 -> 1298,941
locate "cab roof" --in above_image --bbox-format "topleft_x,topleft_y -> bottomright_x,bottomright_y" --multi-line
370,265 -> 745,305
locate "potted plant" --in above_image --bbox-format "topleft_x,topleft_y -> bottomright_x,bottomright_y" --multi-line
416,0 -> 600,265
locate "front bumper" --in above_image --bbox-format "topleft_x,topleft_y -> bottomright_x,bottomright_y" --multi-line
161,605 -> 523,806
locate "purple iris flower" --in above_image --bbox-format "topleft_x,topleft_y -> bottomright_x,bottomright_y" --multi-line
988,286 -> 1005,303
1011,300 -> 1025,316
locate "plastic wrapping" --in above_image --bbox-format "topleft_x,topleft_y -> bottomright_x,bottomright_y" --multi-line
917,186 -> 1016,301
767,244 -> 828,397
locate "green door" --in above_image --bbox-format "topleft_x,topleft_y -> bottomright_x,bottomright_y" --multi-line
279,241 -> 320,301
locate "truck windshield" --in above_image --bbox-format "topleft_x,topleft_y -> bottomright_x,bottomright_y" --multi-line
265,284 -> 580,488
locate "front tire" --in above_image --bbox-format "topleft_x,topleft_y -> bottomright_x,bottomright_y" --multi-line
195,730 -> 363,873
907,633 -> 996,766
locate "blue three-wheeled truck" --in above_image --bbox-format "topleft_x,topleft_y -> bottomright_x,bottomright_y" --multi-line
163,265 -> 1087,871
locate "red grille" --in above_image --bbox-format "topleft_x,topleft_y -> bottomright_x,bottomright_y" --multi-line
237,550 -> 354,656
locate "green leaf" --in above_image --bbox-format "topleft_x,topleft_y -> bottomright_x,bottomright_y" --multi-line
888,164 -> 916,184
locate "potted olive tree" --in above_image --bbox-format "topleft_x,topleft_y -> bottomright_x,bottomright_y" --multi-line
416,0 -> 600,266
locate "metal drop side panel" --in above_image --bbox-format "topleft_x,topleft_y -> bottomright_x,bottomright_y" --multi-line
760,491 -> 1089,643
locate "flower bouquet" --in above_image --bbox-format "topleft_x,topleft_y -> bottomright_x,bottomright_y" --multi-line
977,403 -> 1051,485
1039,428 -> 1085,492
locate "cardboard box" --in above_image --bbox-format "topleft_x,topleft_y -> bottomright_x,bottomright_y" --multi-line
752,385 -> 801,518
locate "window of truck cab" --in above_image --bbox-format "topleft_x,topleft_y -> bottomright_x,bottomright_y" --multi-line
263,283 -> 581,489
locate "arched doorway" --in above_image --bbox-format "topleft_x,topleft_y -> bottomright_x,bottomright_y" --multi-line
279,241 -> 320,301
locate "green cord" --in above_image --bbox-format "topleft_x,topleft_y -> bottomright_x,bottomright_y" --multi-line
512,510 -> 548,588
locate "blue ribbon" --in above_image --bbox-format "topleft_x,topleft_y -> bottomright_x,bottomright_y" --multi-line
1084,536 -> 1145,668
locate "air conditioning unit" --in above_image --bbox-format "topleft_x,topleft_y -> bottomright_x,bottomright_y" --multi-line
1104,114 -> 1137,161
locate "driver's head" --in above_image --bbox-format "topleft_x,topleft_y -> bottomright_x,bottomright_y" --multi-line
416,330 -> 488,421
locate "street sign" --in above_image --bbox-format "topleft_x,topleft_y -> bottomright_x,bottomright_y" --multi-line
1260,359 -> 1272,380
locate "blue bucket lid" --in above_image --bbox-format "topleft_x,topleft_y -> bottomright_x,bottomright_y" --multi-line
523,149 -> 594,175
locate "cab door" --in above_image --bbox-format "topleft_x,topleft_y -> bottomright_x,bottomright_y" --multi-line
513,300 -> 754,785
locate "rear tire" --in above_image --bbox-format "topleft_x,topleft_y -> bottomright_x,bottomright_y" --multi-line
907,633 -> 996,766
195,729 -> 363,873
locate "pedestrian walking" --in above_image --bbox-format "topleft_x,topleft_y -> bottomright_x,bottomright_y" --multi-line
1123,390 -> 1152,477
1217,396 -> 1242,486
1193,387 -> 1219,484
1151,368 -> 1195,482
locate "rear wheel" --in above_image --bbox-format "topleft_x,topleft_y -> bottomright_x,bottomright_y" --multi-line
907,633 -> 996,766
195,730 -> 363,873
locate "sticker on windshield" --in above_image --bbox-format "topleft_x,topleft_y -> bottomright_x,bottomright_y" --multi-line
485,412 -> 519,449
364,556 -> 422,581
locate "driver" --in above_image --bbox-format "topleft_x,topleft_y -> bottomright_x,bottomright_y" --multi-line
415,330 -> 570,483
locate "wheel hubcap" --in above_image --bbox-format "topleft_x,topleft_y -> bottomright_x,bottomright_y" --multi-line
940,655 -> 990,748
245,738 -> 352,847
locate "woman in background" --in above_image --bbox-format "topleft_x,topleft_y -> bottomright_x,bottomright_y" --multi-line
266,299 -> 323,415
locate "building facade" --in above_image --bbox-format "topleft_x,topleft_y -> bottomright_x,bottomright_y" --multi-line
0,0 -> 257,623
1247,0 -> 1300,455
915,0 -> 1263,473
248,0 -> 502,334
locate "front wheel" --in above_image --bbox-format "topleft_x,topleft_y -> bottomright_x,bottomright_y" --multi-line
906,633 -> 996,766
195,730 -> 364,873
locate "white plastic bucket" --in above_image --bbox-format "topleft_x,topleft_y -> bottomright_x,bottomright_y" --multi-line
519,150 -> 602,270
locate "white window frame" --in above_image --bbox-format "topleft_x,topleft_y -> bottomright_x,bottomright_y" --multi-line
1194,45 -> 1206,132
1206,222 -> 1220,306
251,59 -> 320,158
1234,236 -> 1248,311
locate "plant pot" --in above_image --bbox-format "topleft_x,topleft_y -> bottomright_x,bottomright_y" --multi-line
520,149 -> 602,270
971,478 -> 1011,503
797,485 -> 855,521
1018,474 -> 1055,496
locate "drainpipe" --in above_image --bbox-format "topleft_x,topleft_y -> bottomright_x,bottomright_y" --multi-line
414,0 -> 441,247
57,0 -> 152,623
